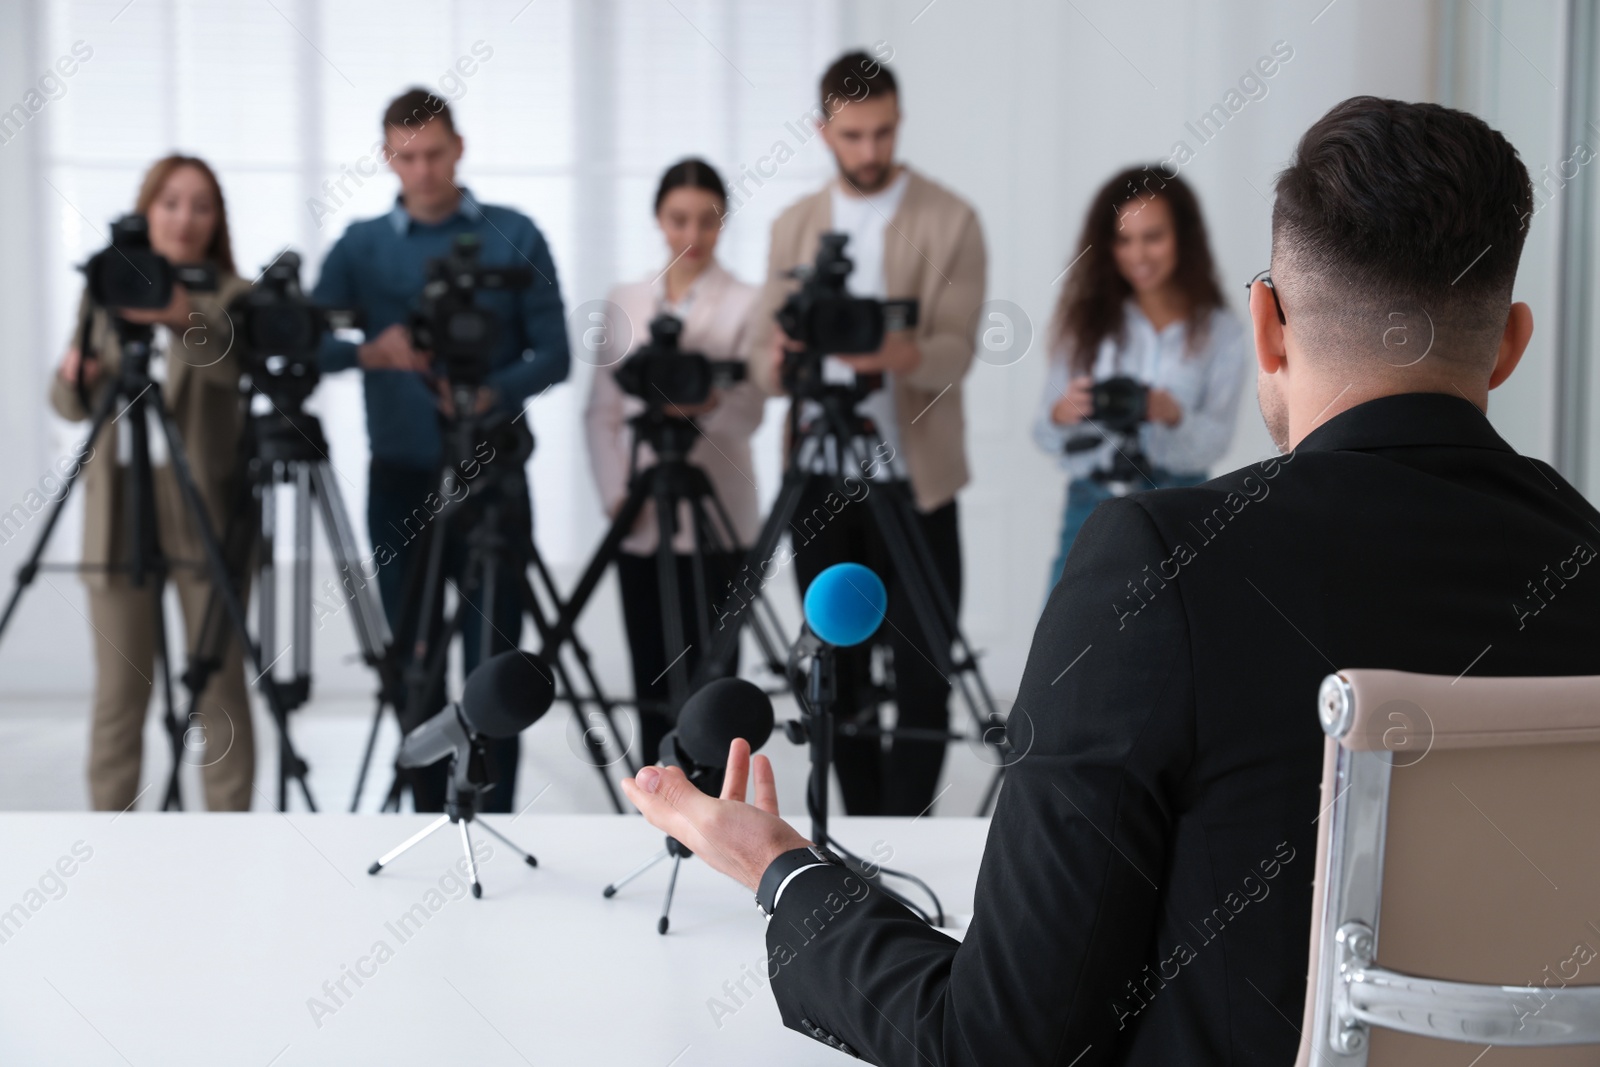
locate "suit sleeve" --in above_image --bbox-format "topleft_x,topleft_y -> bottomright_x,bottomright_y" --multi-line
488,222 -> 570,407
767,496 -> 1195,1066
902,208 -> 985,395
312,231 -> 361,374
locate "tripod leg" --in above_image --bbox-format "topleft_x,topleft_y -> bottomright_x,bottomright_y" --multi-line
693,458 -> 815,687
152,575 -> 185,812
659,854 -> 683,935
349,693 -> 388,813
459,820 -> 483,899
474,818 -> 538,868
515,568 -> 627,812
0,385 -> 120,638
650,480 -> 692,709
368,813 -> 451,873
602,848 -> 669,897
151,387 -> 316,812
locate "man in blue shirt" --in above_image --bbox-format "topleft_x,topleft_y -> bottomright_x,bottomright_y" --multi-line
314,88 -> 570,813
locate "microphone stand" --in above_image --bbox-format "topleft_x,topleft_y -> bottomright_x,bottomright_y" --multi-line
787,636 -> 945,926
367,735 -> 539,899
602,834 -> 695,935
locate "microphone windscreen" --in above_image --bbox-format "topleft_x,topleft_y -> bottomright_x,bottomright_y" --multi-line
461,650 -> 556,739
802,563 -> 887,647
675,678 -> 775,769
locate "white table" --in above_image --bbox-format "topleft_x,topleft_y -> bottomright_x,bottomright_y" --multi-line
0,813 -> 987,1066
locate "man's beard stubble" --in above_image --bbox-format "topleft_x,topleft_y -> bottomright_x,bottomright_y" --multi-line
1257,367 -> 1291,453
840,160 -> 891,194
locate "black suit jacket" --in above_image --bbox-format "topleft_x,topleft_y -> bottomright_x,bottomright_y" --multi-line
767,392 -> 1600,1065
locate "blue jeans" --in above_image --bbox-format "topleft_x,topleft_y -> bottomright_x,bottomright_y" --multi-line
1047,468 -> 1206,591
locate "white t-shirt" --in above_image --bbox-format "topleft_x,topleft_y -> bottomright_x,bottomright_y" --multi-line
807,169 -> 911,478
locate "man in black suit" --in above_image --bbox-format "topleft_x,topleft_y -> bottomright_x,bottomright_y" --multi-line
621,97 -> 1600,1065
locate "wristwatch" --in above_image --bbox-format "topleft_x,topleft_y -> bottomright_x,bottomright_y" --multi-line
756,845 -> 843,917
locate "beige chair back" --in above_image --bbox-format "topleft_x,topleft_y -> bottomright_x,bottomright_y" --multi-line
1294,670 -> 1600,1067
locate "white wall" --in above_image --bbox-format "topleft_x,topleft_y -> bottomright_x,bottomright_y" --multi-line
0,0 -> 1579,706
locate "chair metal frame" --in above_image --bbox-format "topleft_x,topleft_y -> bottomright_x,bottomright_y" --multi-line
1306,672 -> 1600,1063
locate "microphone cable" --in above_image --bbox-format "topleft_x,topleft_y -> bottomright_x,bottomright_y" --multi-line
801,771 -> 945,928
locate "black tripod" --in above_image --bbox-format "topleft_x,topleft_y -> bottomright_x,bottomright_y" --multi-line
0,313 -> 314,810
543,406 -> 788,719
697,377 -> 1012,816
358,382 -> 633,814
184,386 -> 406,813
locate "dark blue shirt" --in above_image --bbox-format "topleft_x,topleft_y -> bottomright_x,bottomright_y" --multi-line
313,190 -> 570,470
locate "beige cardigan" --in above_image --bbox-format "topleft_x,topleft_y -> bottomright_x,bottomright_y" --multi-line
584,262 -> 765,555
49,276 -> 251,589
743,167 -> 987,512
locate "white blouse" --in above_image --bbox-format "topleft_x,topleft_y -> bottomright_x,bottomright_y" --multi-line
1033,301 -> 1248,481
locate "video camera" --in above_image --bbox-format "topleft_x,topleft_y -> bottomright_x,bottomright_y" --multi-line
230,252 -> 361,407
409,234 -> 532,387
614,314 -> 746,408
776,232 -> 917,395
83,214 -> 217,310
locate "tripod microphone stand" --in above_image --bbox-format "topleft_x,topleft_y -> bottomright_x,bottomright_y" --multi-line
602,677 -> 777,934
784,605 -> 945,927
367,734 -> 539,899
0,310 -> 315,810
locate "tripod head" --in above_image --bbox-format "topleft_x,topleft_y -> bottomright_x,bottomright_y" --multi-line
410,233 -> 532,393
233,251 -> 362,412
615,313 -> 746,462
775,232 -> 917,402
76,213 -> 222,411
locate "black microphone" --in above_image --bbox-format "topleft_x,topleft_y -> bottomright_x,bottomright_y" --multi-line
397,649 -> 556,769
659,677 -> 774,795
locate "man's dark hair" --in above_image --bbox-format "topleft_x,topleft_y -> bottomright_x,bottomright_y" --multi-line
819,50 -> 897,117
1273,96 -> 1533,368
382,87 -> 455,142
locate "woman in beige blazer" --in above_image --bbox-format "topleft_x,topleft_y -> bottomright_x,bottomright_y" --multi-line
50,155 -> 255,812
584,158 -> 764,764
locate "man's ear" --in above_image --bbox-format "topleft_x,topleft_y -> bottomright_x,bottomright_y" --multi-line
1249,280 -> 1286,376
1488,301 -> 1533,390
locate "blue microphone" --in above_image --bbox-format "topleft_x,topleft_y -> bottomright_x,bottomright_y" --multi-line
802,563 -> 888,647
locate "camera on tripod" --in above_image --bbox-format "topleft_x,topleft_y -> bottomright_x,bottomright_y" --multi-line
1064,375 -> 1154,494
776,232 -> 917,395
230,252 -> 361,408
614,314 -> 747,408
84,214 -> 217,310
409,233 -> 532,387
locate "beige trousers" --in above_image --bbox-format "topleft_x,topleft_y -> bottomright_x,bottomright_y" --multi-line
85,572 -> 255,811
